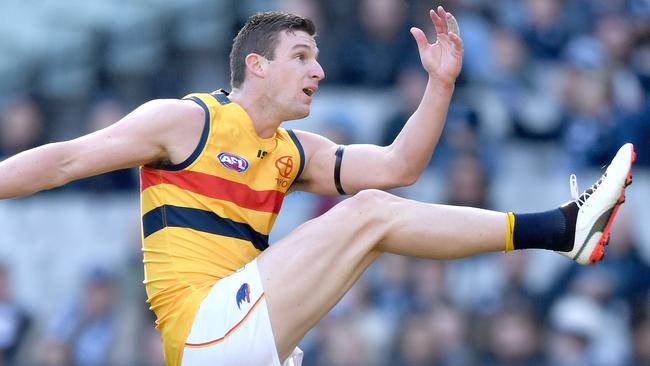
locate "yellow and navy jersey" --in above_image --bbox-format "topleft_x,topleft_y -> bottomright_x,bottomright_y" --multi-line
139,90 -> 304,365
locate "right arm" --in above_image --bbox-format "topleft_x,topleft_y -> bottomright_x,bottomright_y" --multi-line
290,7 -> 463,195
0,98 -> 205,199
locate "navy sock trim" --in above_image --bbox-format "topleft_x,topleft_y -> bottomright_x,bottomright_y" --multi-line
513,206 -> 575,252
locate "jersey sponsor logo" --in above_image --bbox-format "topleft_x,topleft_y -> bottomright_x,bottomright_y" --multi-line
275,156 -> 294,178
274,156 -> 294,188
218,152 -> 249,173
236,283 -> 251,309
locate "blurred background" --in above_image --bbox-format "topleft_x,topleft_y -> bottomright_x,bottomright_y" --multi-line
0,0 -> 649,365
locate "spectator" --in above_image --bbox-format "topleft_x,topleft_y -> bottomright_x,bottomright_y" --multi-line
428,303 -> 474,366
631,310 -> 650,366
560,68 -> 617,170
482,307 -> 545,366
389,312 -> 438,366
445,152 -> 490,209
311,114 -> 357,217
406,259 -> 448,312
373,254 -> 413,322
380,66 -> 429,147
0,264 -> 31,365
315,315 -> 369,366
547,295 -> 601,366
43,268 -> 117,366
335,0 -> 418,86
599,210 -> 650,307
137,326 -> 166,366
0,97 -> 45,159
521,0 -> 568,60
69,96 -> 138,192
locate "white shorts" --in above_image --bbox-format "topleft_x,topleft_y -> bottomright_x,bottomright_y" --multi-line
181,259 -> 302,366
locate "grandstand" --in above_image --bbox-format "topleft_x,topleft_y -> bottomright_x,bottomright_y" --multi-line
0,0 -> 649,365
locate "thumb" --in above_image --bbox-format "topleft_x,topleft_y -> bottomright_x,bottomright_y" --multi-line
410,27 -> 428,52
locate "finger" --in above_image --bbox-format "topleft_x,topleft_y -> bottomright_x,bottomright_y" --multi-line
437,6 -> 448,33
446,13 -> 460,36
429,9 -> 446,35
448,32 -> 464,53
410,27 -> 429,52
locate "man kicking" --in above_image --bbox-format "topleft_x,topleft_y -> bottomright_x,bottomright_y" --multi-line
0,5 -> 635,366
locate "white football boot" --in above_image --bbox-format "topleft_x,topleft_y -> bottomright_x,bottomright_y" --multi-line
559,143 -> 636,265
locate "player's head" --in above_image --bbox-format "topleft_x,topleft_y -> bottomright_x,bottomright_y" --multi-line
230,12 -> 324,120
230,12 -> 318,88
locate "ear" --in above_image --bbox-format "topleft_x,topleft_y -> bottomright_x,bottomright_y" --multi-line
244,53 -> 267,79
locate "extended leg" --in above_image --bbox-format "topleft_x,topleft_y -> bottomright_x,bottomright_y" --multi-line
258,190 -> 505,359
260,143 -> 635,360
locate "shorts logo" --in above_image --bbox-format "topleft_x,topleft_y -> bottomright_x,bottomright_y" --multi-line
236,283 -> 251,309
275,156 -> 294,178
218,152 -> 249,173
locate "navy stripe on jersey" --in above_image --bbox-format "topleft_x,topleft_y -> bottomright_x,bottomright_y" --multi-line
142,205 -> 269,251
286,129 -> 305,182
211,91 -> 231,105
149,96 -> 211,171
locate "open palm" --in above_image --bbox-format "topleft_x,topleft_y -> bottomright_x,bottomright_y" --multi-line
410,6 -> 464,85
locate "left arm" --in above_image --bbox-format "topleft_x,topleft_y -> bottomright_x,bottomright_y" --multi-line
293,6 -> 463,195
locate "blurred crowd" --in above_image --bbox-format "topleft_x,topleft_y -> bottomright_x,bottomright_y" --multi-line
0,0 -> 649,365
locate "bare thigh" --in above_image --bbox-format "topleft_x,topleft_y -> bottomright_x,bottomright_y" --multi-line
258,191 -> 386,359
257,190 -> 505,360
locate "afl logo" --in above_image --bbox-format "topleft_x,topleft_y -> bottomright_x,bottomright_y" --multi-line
217,152 -> 249,173
275,156 -> 294,178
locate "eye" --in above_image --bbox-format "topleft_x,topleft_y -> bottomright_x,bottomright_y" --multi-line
295,53 -> 306,61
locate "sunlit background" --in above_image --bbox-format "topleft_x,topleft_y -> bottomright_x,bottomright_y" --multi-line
0,0 -> 649,365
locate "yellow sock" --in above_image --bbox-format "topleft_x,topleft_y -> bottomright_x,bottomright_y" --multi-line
505,212 -> 515,252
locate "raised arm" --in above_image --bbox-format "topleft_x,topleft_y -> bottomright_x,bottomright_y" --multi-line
0,99 -> 204,199
292,6 -> 463,195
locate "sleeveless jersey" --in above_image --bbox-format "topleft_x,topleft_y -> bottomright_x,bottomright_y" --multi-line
139,90 -> 304,365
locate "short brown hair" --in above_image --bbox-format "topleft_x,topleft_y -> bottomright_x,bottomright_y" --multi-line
229,12 -> 316,89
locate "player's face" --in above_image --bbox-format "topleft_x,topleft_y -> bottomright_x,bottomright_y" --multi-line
264,30 -> 324,120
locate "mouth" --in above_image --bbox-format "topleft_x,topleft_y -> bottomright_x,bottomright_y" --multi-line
302,87 -> 315,97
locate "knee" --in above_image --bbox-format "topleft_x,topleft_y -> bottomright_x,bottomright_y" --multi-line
350,189 -> 394,206
330,189 -> 398,245
340,189 -> 399,220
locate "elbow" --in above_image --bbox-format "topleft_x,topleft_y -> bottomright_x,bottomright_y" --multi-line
398,169 -> 419,187
53,159 -> 77,189
389,165 -> 419,187
51,169 -> 72,189
51,147 -> 76,189
385,146 -> 420,187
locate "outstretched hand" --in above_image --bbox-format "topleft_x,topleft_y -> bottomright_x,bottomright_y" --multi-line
410,6 -> 464,86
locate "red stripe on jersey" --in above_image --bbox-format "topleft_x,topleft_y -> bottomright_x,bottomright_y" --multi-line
140,168 -> 285,214
140,168 -> 162,192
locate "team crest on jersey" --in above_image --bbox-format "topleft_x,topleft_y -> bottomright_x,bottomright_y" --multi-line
217,152 -> 249,173
236,283 -> 251,309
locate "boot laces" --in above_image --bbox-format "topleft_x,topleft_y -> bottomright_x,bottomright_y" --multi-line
570,173 -> 606,207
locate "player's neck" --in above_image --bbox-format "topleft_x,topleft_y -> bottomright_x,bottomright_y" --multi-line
229,88 -> 281,139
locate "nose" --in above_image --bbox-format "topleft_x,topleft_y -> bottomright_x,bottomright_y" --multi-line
311,60 -> 325,81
